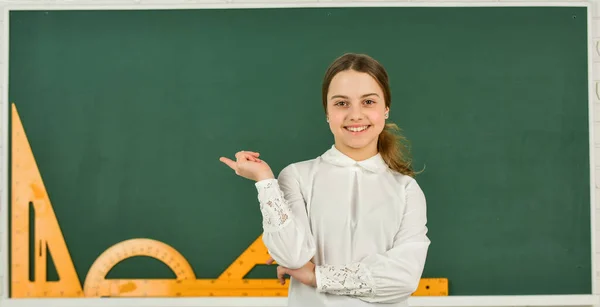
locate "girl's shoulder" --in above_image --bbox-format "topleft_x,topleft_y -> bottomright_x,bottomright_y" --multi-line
387,168 -> 425,193
277,156 -> 321,179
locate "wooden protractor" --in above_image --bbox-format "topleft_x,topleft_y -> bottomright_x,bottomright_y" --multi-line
82,235 -> 288,297
11,103 -> 84,297
82,238 -> 196,297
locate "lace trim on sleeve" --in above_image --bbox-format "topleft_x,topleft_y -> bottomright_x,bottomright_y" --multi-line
315,262 -> 376,297
255,179 -> 293,232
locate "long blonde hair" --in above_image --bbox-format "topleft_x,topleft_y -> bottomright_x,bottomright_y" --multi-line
321,53 -> 415,177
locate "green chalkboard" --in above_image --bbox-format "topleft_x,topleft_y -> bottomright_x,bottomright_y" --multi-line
8,6 -> 591,296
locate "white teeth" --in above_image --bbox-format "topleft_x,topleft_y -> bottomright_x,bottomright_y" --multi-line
346,126 -> 369,132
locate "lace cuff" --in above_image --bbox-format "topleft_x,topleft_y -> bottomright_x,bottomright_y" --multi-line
255,179 -> 293,232
315,262 -> 376,297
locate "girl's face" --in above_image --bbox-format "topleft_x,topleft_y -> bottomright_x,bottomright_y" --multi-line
326,70 -> 389,158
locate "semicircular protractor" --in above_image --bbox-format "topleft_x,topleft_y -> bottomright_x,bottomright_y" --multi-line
83,238 -> 196,297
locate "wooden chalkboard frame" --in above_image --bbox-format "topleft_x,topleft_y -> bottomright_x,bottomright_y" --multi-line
0,1 -> 597,307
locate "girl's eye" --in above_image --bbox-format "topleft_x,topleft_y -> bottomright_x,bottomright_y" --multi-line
364,99 -> 375,105
335,101 -> 348,107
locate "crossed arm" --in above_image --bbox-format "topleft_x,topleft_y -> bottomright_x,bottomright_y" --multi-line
256,164 -> 431,303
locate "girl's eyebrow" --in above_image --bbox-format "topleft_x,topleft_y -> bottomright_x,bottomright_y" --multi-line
330,93 -> 380,100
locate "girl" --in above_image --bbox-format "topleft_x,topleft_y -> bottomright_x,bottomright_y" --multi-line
220,53 -> 430,307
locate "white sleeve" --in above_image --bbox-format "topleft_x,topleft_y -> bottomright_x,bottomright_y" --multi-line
314,179 -> 430,303
255,164 -> 316,269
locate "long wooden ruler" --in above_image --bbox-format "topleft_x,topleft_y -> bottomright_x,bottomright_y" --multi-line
10,102 -> 448,298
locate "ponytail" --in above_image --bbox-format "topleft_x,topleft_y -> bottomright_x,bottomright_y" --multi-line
377,122 -> 416,177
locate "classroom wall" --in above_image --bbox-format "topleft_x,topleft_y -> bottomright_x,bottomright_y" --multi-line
0,0 -> 598,307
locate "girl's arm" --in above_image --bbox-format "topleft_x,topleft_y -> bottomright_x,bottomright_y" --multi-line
313,178 -> 430,303
256,164 -> 316,269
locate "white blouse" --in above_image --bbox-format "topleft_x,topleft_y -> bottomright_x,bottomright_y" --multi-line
255,145 -> 430,307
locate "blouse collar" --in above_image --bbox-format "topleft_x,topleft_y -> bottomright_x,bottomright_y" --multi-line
320,145 -> 389,173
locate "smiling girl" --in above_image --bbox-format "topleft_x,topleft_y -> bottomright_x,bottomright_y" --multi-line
220,53 -> 430,307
